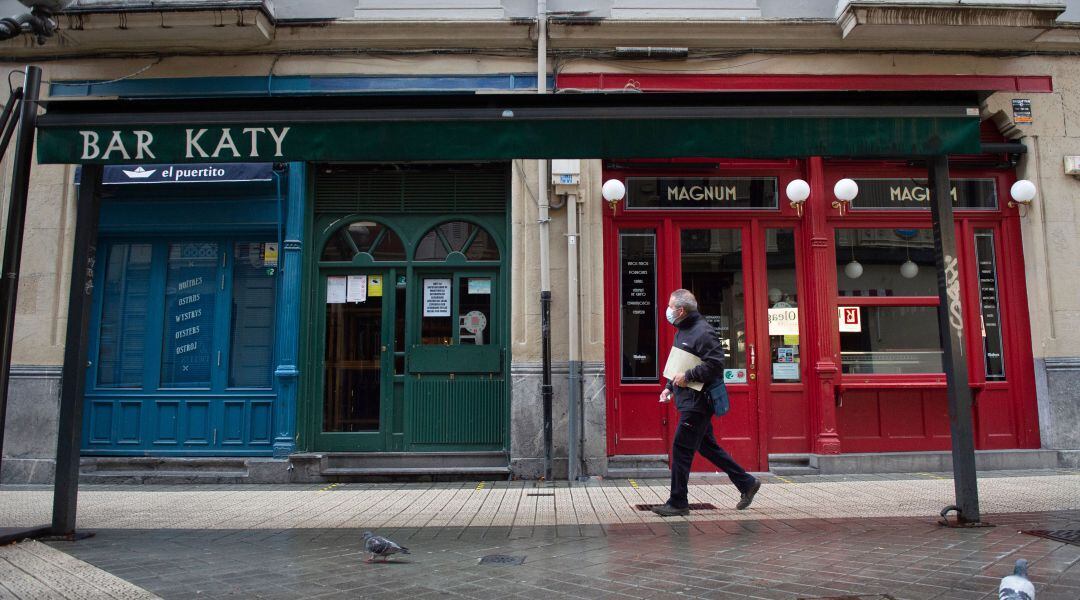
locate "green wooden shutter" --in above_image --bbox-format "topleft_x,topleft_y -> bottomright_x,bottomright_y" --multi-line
314,163 -> 508,216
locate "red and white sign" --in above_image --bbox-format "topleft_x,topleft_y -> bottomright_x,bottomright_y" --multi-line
838,306 -> 862,332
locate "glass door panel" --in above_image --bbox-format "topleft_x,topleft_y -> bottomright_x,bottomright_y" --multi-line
677,226 -> 761,471
323,275 -> 385,433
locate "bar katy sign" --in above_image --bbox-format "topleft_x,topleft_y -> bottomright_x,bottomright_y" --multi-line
78,127 -> 291,161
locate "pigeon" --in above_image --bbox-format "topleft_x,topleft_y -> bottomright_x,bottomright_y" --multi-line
999,559 -> 1034,600
362,531 -> 410,563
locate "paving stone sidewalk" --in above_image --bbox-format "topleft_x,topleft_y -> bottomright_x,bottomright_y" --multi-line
0,470 -> 1078,599
0,539 -> 161,599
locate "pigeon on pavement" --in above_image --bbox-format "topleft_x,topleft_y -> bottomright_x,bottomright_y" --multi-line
999,559 -> 1034,600
362,531 -> 410,563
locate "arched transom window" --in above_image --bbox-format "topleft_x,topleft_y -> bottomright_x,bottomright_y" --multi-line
321,221 -> 406,262
415,221 -> 500,261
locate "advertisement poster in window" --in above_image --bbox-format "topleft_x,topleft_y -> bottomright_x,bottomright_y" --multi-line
423,278 -> 451,317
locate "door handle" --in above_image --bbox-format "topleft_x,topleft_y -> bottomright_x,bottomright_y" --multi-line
748,343 -> 756,370
381,345 -> 387,353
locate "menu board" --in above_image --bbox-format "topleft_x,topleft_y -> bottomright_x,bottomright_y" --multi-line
620,232 -> 658,382
975,232 -> 1006,380
626,177 -> 778,210
851,179 -> 997,210
160,243 -> 217,388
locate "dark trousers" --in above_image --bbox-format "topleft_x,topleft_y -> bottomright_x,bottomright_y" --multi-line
668,410 -> 756,508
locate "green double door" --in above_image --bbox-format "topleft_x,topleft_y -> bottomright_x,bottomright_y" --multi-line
314,267 -> 505,452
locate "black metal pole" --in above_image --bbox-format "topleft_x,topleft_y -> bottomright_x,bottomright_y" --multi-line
541,290 -> 553,481
0,66 -> 40,478
53,163 -> 103,535
928,154 -> 981,525
0,88 -> 24,162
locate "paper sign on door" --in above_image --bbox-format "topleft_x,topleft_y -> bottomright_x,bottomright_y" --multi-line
838,306 -> 862,332
368,275 -> 383,297
326,276 -> 347,304
346,275 -> 367,303
423,278 -> 452,317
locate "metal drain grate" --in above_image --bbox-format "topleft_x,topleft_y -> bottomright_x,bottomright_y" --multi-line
797,596 -> 897,600
526,493 -> 555,497
634,503 -> 717,511
1022,529 -> 1080,546
479,554 -> 526,566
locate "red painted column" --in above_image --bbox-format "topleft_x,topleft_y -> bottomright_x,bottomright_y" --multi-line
804,157 -> 842,454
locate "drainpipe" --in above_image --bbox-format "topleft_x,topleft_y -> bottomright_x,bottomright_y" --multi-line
567,192 -> 581,482
537,0 -> 553,482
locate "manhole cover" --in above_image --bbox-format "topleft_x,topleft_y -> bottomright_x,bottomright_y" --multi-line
479,554 -> 526,566
1022,529 -> 1080,546
634,503 -> 717,511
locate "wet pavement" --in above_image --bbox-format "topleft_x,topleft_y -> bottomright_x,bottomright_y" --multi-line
1,471 -> 1078,599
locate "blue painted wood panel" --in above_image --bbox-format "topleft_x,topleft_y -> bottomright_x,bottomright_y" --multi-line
83,189 -> 285,456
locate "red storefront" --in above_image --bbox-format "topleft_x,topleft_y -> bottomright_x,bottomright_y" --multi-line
575,74 -> 1046,472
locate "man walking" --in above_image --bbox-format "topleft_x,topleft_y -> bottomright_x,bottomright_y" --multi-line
652,289 -> 761,517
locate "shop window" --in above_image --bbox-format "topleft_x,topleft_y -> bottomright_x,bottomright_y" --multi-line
975,230 -> 1006,381
765,229 -> 800,382
93,238 -> 278,393
836,229 -> 937,297
321,221 -> 405,262
835,228 -> 943,375
415,221 -> 500,261
97,244 -> 152,388
619,229 -> 658,382
459,278 -> 492,345
681,229 -> 745,370
839,306 -> 944,374
229,242 -> 278,388
160,242 -> 219,388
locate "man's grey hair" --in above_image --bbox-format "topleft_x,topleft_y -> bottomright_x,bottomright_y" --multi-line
670,289 -> 698,312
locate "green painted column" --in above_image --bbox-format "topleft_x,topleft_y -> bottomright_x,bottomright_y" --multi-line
272,162 -> 306,457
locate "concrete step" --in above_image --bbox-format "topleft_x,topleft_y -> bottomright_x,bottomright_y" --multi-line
768,453 -> 820,477
606,467 -> 671,480
296,451 -> 509,471
811,449 -> 1061,474
289,451 -> 511,482
606,455 -> 670,479
80,457 -> 250,483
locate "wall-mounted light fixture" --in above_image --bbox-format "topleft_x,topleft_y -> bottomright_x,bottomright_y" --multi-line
1008,179 -> 1036,216
832,178 -> 858,216
602,178 -> 626,212
785,179 -> 810,217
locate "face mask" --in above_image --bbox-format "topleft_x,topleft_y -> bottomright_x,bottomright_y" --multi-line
665,307 -> 679,325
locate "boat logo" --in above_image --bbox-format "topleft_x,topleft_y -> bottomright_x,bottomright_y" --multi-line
121,166 -> 157,179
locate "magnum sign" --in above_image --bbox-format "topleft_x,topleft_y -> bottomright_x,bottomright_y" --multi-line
852,179 -> 997,210
626,177 -> 778,210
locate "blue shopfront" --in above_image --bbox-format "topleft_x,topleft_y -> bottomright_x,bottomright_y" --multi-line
81,162 -> 305,456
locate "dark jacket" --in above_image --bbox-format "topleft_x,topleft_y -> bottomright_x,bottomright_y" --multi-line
665,311 -> 725,414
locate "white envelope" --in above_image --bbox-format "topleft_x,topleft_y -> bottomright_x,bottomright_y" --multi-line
663,346 -> 704,391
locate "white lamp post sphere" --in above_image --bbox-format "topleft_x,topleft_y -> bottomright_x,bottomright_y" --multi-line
602,179 -> 626,202
834,178 -> 859,203
1010,179 -> 1036,204
785,179 -> 810,203
844,260 -> 863,279
900,260 -> 919,279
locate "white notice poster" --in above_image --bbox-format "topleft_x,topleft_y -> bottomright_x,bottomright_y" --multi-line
346,275 -> 367,303
423,278 -> 452,317
326,276 -> 347,304
767,307 -> 799,336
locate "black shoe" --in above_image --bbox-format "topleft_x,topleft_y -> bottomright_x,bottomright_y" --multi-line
650,503 -> 690,517
736,479 -> 761,510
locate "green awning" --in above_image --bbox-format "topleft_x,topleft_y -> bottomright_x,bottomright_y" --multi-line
35,92 -> 983,164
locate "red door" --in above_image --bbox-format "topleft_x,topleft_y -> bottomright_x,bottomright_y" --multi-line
605,218 -> 763,472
